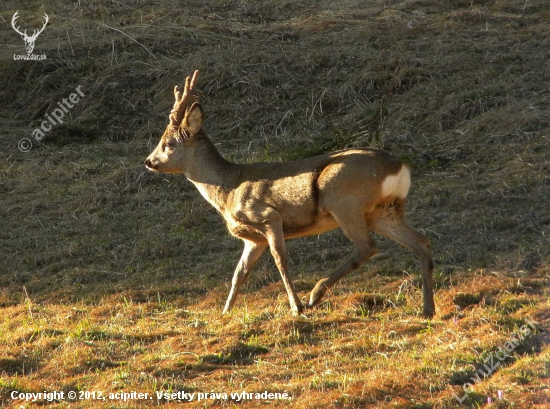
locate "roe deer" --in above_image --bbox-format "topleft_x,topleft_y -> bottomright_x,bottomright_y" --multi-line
145,71 -> 435,318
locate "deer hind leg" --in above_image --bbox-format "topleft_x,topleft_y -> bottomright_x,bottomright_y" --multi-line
307,210 -> 378,308
223,240 -> 267,314
367,200 -> 435,318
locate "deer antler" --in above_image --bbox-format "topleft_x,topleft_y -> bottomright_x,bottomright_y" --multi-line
11,11 -> 27,37
11,11 -> 48,39
169,70 -> 199,128
29,13 -> 49,40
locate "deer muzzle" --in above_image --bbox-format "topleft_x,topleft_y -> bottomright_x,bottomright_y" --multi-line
144,157 -> 158,171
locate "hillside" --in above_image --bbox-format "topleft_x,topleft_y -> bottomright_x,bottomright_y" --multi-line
0,0 -> 548,408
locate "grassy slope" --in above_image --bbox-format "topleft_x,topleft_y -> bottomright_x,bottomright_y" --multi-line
0,0 -> 548,407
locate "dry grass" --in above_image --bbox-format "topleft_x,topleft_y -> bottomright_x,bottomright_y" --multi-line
0,0 -> 549,407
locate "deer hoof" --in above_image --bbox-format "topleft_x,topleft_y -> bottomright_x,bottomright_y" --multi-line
308,279 -> 329,307
290,303 -> 304,316
423,306 -> 435,319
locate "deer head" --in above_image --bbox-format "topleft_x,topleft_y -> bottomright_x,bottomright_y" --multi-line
145,70 -> 203,173
11,11 -> 49,55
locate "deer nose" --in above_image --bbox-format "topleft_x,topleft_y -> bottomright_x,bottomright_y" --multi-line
144,158 -> 154,169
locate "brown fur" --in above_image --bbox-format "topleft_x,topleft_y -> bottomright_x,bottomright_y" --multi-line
145,77 -> 435,318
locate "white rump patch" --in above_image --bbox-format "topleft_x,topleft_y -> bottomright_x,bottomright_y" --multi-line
381,165 -> 411,199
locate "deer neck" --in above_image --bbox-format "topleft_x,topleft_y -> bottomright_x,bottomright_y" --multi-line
184,135 -> 239,214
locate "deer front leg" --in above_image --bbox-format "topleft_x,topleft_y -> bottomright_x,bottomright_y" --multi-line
223,240 -> 267,314
264,220 -> 304,316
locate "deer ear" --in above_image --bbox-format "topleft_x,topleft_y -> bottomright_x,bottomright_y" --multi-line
182,102 -> 203,136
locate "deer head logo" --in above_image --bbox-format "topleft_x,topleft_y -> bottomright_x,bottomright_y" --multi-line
11,11 -> 49,55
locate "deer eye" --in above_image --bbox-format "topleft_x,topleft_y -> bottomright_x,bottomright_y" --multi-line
163,141 -> 174,151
